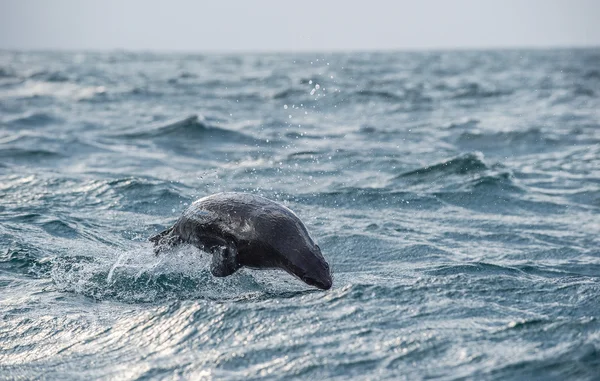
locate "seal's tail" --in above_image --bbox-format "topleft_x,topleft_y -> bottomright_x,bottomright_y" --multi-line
149,226 -> 182,255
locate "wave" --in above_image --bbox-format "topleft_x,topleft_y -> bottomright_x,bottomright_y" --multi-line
81,177 -> 192,215
118,114 -> 258,144
48,244 -> 317,303
128,86 -> 165,98
300,76 -> 328,85
293,188 -> 443,210
567,190 -> 600,208
397,152 -> 488,179
287,150 -> 322,158
0,133 -> 107,162
273,88 -> 307,100
354,90 -> 403,102
0,244 -> 51,277
358,125 -> 377,134
168,71 -> 198,82
444,118 -> 480,130
0,147 -> 62,160
284,130 -> 342,140
4,212 -> 81,240
424,262 -> 524,277
451,82 -> 512,99
3,112 -> 62,127
455,128 -> 561,153
41,219 -> 79,239
1,80 -> 106,101
470,171 -> 522,191
488,339 -> 600,380
28,70 -> 70,83
0,67 -> 16,78
391,153 -> 528,210
573,85 -> 595,97
49,248 -> 217,303
583,69 -> 600,80
397,244 -> 452,262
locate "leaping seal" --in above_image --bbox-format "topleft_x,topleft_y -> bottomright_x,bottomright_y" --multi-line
150,192 -> 332,290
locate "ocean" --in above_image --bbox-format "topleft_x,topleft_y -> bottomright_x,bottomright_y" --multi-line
0,48 -> 599,380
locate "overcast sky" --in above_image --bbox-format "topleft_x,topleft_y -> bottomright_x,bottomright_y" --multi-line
1,0 -> 598,52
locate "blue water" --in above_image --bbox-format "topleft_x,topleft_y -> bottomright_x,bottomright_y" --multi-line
1,49 -> 599,380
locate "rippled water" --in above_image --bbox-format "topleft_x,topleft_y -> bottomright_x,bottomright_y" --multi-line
1,49 -> 599,380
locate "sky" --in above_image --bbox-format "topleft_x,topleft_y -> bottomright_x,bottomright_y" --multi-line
0,0 -> 599,52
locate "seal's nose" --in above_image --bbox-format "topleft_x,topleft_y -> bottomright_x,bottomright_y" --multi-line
317,260 -> 332,290
312,268 -> 333,290
320,275 -> 333,290
302,270 -> 332,290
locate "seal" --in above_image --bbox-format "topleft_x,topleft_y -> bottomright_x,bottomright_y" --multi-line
150,192 -> 332,290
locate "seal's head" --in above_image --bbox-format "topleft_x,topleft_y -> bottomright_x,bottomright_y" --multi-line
282,244 -> 332,290
262,212 -> 332,290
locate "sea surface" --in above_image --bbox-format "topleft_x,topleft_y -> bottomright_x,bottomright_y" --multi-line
0,49 -> 599,380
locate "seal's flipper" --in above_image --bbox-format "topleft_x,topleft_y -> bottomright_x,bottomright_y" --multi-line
210,245 -> 240,277
149,226 -> 183,254
149,227 -> 172,244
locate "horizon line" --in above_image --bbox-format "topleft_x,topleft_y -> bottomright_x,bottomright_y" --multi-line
1,43 -> 599,56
